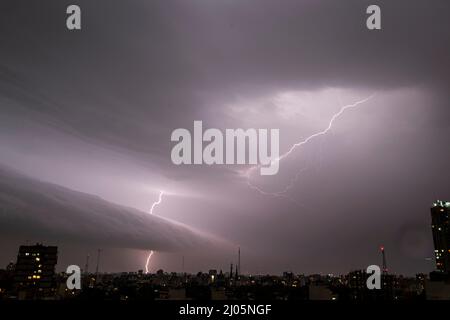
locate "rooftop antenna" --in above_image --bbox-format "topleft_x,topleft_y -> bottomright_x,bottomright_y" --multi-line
238,246 -> 241,276
95,249 -> 102,281
380,246 -> 388,274
84,254 -> 90,274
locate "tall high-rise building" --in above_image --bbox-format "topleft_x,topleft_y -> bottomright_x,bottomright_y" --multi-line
13,243 -> 58,298
431,200 -> 450,273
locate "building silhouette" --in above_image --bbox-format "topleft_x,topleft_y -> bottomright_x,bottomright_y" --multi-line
430,200 -> 450,274
13,243 -> 58,299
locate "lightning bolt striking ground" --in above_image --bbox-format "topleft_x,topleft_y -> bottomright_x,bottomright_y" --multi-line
246,94 -> 375,197
145,191 -> 164,274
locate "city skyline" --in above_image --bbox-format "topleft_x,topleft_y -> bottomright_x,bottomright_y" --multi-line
0,198 -> 449,300
1,199 -> 448,277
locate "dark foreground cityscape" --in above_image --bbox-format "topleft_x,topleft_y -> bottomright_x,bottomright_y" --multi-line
1,200 -> 449,301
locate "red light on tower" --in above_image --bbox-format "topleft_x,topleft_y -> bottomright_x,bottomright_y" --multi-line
380,246 -> 384,251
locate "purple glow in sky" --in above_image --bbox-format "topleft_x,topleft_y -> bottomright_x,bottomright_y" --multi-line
0,0 -> 449,275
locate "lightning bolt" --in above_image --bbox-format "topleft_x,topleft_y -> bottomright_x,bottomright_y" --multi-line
145,191 -> 164,274
246,94 -> 375,197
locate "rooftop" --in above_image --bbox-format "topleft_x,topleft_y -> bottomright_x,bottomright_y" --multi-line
432,200 -> 450,208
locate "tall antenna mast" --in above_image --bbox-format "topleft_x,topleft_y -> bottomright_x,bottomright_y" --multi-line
238,246 -> 241,276
95,249 -> 102,281
84,254 -> 90,274
380,246 -> 388,274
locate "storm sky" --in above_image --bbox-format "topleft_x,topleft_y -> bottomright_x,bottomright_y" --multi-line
0,0 -> 449,275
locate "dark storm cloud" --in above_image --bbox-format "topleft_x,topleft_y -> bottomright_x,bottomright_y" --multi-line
0,164 -> 220,251
1,0 -> 448,164
0,0 -> 449,274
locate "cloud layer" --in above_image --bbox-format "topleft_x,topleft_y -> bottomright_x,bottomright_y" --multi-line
0,164 -> 218,252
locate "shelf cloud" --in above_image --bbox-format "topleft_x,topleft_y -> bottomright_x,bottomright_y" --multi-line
0,164 -> 220,252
